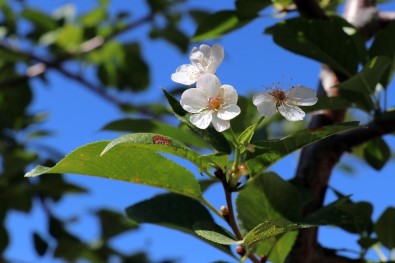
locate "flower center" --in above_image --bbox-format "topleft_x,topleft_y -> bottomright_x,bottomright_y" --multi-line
208,96 -> 223,110
269,89 -> 286,108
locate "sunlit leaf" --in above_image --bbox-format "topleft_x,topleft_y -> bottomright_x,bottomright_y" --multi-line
101,133 -> 217,172
242,219 -> 310,248
80,8 -> 106,27
25,141 -> 202,199
374,207 -> 395,249
56,24 -> 83,51
192,11 -> 252,42
193,221 -> 239,245
126,193 -> 234,256
246,122 -> 360,175
101,118 -> 208,148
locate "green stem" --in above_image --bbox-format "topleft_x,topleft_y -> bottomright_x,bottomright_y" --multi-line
373,244 -> 387,262
255,116 -> 265,131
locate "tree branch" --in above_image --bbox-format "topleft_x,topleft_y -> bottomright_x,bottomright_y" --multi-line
0,12 -> 155,105
0,42 -> 124,106
287,1 -> 395,262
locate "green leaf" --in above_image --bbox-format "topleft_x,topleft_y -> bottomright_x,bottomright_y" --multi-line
80,8 -> 106,27
235,0 -> 271,18
339,201 -> 373,234
193,221 -> 239,245
56,24 -> 83,51
254,232 -> 298,263
101,133 -> 217,172
192,11 -> 252,42
301,197 -> 355,226
33,232 -> 48,256
301,96 -> 352,113
97,209 -> 138,239
96,42 -> 150,91
0,222 -> 8,253
363,137 -> 391,171
236,172 -> 302,261
242,219 -> 310,248
330,16 -> 368,65
369,20 -> 395,87
358,236 -> 379,250
246,122 -> 360,175
126,193 -> 233,256
265,16 -> 363,77
150,25 -> 189,53
25,141 -> 202,199
337,56 -> 391,111
374,207 -> 395,249
32,173 -> 86,202
22,8 -> 57,32
162,89 -> 231,154
230,95 -> 262,135
101,118 -> 208,148
199,153 -> 229,171
237,172 -> 303,231
238,123 -> 258,148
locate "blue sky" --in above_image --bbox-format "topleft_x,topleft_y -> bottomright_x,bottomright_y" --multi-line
4,0 -> 395,262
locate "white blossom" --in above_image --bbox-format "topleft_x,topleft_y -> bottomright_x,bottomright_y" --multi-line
180,73 -> 240,132
171,44 -> 224,85
252,85 -> 318,121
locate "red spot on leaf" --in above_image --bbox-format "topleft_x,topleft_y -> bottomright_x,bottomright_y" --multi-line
152,135 -> 171,145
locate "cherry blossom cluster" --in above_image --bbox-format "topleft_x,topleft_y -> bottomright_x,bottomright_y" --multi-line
171,44 -> 318,132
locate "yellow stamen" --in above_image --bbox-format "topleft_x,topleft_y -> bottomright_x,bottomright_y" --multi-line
208,96 -> 223,110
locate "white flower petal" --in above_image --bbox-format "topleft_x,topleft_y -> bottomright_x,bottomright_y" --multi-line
256,101 -> 277,117
221,84 -> 238,105
286,85 -> 318,106
171,64 -> 200,85
217,104 -> 241,120
180,88 -> 208,113
207,44 -> 224,73
196,73 -> 221,98
212,114 -> 230,132
199,44 -> 211,59
253,92 -> 277,117
278,103 -> 305,121
190,111 -> 212,129
252,92 -> 275,106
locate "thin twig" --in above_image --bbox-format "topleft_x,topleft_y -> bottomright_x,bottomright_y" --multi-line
215,169 -> 261,263
0,42 -> 124,106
